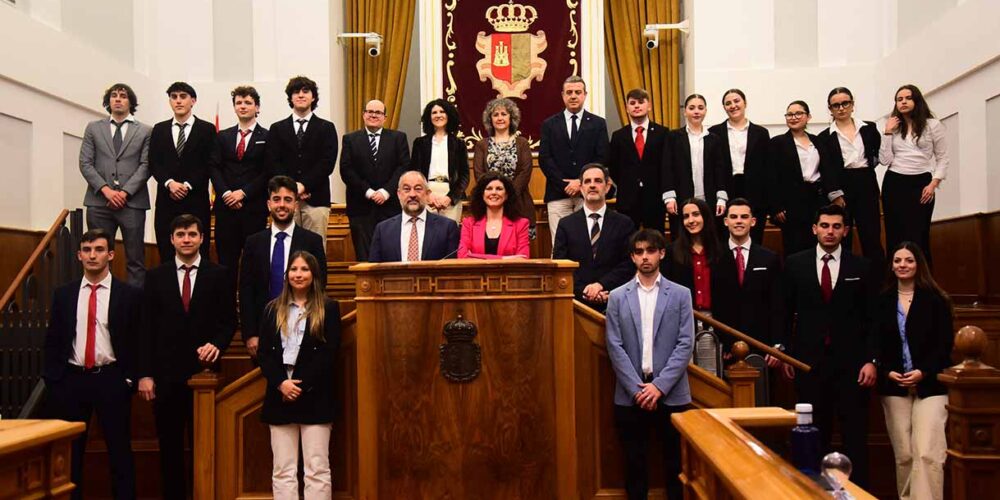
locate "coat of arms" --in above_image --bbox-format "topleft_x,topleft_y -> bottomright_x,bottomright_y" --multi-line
475,1 -> 548,99
439,314 -> 481,383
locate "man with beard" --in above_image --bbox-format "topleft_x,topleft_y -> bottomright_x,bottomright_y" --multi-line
239,176 -> 327,357
369,170 -> 458,262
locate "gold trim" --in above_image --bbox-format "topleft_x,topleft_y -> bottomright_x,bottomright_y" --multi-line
567,1 -> 579,75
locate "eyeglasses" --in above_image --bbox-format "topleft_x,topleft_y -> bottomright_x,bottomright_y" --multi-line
828,101 -> 853,110
784,111 -> 807,119
364,110 -> 385,116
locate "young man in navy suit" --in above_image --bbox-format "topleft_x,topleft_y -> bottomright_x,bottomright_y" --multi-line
605,228 -> 693,500
44,229 -> 141,500
369,170 -> 459,262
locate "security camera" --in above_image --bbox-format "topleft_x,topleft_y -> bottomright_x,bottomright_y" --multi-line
644,28 -> 659,50
365,35 -> 382,57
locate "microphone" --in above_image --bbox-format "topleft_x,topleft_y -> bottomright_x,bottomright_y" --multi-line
437,247 -> 459,260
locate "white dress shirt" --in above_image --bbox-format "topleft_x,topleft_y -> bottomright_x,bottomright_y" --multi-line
108,114 -> 135,140
235,123 -> 256,152
815,244 -> 843,289
878,118 -> 949,180
726,121 -> 749,175
635,273 -> 662,376
167,116 -> 195,189
428,135 -> 450,180
687,126 -> 709,199
564,109 -> 583,138
292,111 -> 313,134
71,273 -> 116,367
832,118 -> 868,169
175,254 -> 202,292
796,139 -> 822,183
281,302 -> 307,374
728,238 -> 751,272
269,223 -> 296,271
400,208 -> 428,262
365,127 -> 390,199
583,204 -> 608,235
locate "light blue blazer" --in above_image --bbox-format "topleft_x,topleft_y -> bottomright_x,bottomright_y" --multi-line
605,276 -> 694,407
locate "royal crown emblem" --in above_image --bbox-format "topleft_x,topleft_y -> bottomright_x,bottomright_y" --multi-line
439,314 -> 481,383
475,1 -> 547,99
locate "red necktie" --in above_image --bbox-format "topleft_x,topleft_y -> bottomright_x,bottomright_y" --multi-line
84,283 -> 99,369
407,217 -> 420,261
635,126 -> 645,160
821,254 -> 833,303
236,129 -> 250,160
182,265 -> 194,312
735,246 -> 745,287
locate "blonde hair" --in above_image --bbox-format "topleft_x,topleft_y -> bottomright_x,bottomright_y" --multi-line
268,251 -> 326,340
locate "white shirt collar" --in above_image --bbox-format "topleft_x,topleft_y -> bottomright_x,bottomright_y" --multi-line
82,272 -> 113,290
583,204 -> 607,219
272,222 -> 296,238
635,273 -> 662,290
111,114 -> 135,124
816,244 -> 842,262
728,237 -> 751,251
402,208 -> 428,221
831,117 -> 863,137
175,254 -> 202,270
726,120 -> 750,132
564,109 -> 584,120
367,127 -> 384,136
686,126 -> 709,138
292,111 -> 313,122
630,118 -> 650,132
172,116 -> 194,127
239,121 -> 257,133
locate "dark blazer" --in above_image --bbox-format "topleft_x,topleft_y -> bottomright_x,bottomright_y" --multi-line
664,128 -> 728,206
816,121 -> 881,187
369,211 -> 460,262
239,226 -> 327,341
769,131 -> 840,220
538,110 -> 609,202
876,288 -> 953,398
708,121 -> 771,213
552,207 -> 635,302
782,247 -> 877,371
662,241 -> 724,309
209,123 -> 270,215
712,243 -> 784,348
411,134 -> 469,202
340,128 -> 410,218
139,260 -> 236,382
43,277 -> 142,384
259,299 -> 341,425
149,117 -> 217,218
607,121 -> 671,215
267,115 -> 339,207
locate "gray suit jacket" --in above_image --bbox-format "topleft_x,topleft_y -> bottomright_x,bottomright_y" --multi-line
79,118 -> 152,209
605,276 -> 693,407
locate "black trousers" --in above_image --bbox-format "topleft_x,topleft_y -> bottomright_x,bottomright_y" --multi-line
840,168 -> 884,268
154,206 -> 211,263
780,182 -> 827,257
214,206 -> 268,272
152,378 -> 193,499
614,403 -> 686,500
46,364 -> 136,500
623,190 -> 667,234
882,170 -> 934,265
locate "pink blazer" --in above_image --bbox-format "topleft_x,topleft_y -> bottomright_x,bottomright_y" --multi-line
458,216 -> 531,259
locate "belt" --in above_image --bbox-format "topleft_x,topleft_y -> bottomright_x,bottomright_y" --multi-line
66,361 -> 117,374
428,176 -> 450,183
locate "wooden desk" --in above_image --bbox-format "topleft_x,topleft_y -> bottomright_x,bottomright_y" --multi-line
0,419 -> 85,499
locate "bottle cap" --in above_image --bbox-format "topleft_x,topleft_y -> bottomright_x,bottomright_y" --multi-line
795,403 -> 813,414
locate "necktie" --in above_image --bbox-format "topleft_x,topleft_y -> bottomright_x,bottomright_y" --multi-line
821,253 -> 834,303
84,283 -> 100,369
735,246 -> 745,287
589,213 -> 601,259
181,265 -> 195,313
369,133 -> 379,163
270,232 -> 288,299
407,217 -> 420,261
635,125 -> 645,160
236,129 -> 251,160
570,114 -> 579,141
296,119 -> 307,148
112,121 -> 125,154
176,122 -> 188,156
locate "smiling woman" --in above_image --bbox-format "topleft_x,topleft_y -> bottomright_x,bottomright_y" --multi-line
458,171 -> 530,259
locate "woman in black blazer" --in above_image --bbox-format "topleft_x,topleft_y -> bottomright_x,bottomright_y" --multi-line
877,241 -> 952,500
410,99 -> 469,224
663,198 -> 723,314
816,87 -> 884,267
259,250 -> 342,499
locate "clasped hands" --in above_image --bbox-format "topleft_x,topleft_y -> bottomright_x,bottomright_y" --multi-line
634,382 -> 663,411
102,186 -> 129,210
582,282 -> 608,303
280,379 -> 304,402
888,369 -> 923,387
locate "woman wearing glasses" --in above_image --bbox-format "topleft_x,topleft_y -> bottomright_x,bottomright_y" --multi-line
770,100 -> 844,255
472,98 -> 535,239
411,99 -> 469,224
817,87 -> 884,267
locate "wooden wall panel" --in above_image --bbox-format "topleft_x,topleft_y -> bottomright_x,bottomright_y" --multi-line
0,227 -> 44,293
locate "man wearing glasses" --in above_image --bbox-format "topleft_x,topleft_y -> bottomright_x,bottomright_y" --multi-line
368,170 -> 458,263
340,99 -> 412,261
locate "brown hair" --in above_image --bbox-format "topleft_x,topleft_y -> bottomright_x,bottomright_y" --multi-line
268,251 -> 327,340
885,242 -> 951,308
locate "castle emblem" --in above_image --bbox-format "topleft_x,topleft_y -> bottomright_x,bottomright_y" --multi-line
475,1 -> 548,99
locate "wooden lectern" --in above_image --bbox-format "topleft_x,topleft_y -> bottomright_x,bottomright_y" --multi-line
350,259 -> 579,499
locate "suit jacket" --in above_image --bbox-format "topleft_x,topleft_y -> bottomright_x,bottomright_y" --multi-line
259,299 -> 341,425
552,208 -> 636,302
340,128 -> 410,218
43,277 -> 143,384
816,121 -> 881,189
664,128 -> 728,206
708,121 -> 771,213
239,225 -> 327,341
458,215 -> 530,259
411,134 -> 469,202
538,110 -> 609,202
783,247 -> 877,372
209,123 -> 270,215
605,277 -> 694,406
472,136 -> 535,223
369,211 -> 460,262
267,115 -> 339,207
149,117 -> 217,217
876,288 -> 953,398
712,243 -> 784,348
607,121 -> 671,215
662,241 -> 724,309
769,131 -> 839,220
79,118 -> 152,209
139,260 -> 236,382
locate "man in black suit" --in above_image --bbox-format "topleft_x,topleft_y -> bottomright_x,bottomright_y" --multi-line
539,75 -> 609,247
553,164 -> 636,312
607,88 -> 670,232
43,229 -> 140,500
370,171 -> 459,262
239,176 -> 326,357
149,82 -> 217,261
781,204 -> 877,488
137,214 -> 236,499
340,99 -> 411,261
209,86 -> 269,274
267,75 -> 339,248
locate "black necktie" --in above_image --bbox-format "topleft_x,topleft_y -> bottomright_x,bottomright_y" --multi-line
296,119 -> 307,148
112,121 -> 125,154
570,114 -> 579,141
369,133 -> 379,163
175,123 -> 188,156
589,213 -> 601,259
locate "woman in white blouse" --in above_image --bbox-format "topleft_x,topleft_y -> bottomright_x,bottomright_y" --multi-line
411,99 -> 469,224
879,84 -> 949,264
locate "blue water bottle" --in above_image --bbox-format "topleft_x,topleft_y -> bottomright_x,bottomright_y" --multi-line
790,403 -> 821,476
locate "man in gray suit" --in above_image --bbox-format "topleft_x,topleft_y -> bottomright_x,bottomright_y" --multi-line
605,228 -> 693,500
80,83 -> 152,286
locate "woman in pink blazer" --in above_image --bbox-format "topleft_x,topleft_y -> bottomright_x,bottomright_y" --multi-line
459,171 -> 531,259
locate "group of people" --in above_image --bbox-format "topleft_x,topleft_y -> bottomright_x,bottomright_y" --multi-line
51,72 -> 952,500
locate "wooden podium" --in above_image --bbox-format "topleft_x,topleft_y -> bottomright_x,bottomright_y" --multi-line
350,259 -> 579,499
